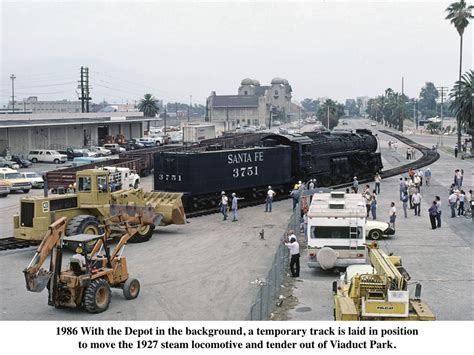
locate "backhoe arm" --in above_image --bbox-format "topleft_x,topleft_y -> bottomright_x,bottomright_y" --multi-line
23,217 -> 68,292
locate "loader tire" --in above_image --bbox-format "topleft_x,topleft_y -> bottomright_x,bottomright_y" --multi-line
66,215 -> 103,250
123,278 -> 140,300
128,224 -> 155,243
84,279 -> 111,313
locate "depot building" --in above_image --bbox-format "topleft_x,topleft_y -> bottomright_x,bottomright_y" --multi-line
0,112 -> 156,157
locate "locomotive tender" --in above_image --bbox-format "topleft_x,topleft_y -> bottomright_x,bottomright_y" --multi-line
154,129 -> 382,212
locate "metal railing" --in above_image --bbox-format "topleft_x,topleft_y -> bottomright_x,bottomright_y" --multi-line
248,206 -> 300,320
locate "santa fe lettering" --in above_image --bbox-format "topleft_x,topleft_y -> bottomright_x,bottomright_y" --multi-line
227,151 -> 264,165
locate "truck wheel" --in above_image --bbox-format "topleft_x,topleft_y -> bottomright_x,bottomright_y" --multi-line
368,229 -> 383,240
123,278 -> 140,300
31,158 -> 38,163
22,189 -> 30,193
84,279 -> 111,313
134,181 -> 139,189
53,159 -> 60,164
129,224 -> 155,243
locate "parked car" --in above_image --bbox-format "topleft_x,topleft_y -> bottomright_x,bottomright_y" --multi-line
103,143 -> 126,154
0,180 -> 10,197
10,155 -> 33,168
90,146 -> 112,157
370,122 -> 377,127
0,157 -> 20,169
0,168 -> 32,193
122,140 -> 145,151
20,172 -> 44,189
136,138 -> 157,147
365,220 -> 395,240
27,150 -> 67,164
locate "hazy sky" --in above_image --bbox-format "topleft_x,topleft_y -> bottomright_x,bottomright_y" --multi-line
0,0 -> 471,106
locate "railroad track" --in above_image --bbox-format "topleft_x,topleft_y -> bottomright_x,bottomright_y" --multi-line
1,130 -> 440,249
0,237 -> 39,251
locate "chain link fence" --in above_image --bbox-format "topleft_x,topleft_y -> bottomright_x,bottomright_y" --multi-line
248,207 -> 300,320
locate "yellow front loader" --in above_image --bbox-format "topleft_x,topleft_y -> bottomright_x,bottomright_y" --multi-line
333,242 -> 436,321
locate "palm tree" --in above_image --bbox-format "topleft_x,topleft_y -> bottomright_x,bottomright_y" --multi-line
449,70 -> 473,153
445,0 -> 474,147
138,93 -> 160,117
138,94 -> 160,132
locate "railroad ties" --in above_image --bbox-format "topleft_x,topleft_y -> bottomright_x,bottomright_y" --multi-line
0,238 -> 38,251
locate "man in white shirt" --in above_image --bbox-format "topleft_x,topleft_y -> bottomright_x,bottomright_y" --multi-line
448,192 -> 458,218
411,191 -> 422,216
265,186 -> 276,212
220,191 -> 228,220
284,231 -> 300,277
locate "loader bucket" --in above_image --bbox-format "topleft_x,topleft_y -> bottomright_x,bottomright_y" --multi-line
23,268 -> 52,293
109,205 -> 162,226
110,190 -> 186,226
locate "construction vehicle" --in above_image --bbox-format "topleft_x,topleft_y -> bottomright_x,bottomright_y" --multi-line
332,242 -> 436,321
23,210 -> 157,313
13,168 -> 186,244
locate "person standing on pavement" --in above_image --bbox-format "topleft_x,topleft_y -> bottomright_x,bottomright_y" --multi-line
374,173 -> 382,194
290,188 -> 300,210
219,191 -> 228,221
412,191 -> 422,216
308,179 -> 315,190
265,186 -> 275,212
408,182 -> 417,210
284,231 -> 300,278
352,177 -> 359,193
428,201 -> 438,230
435,196 -> 442,228
389,202 -> 397,230
231,193 -> 241,222
363,185 -> 372,218
448,191 -> 458,218
370,191 -> 377,220
401,191 -> 409,218
424,168 -> 432,186
458,190 -> 466,216
303,209 -> 309,242
399,178 -> 407,200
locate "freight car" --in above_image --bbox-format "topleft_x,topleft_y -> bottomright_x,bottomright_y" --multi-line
154,129 -> 382,213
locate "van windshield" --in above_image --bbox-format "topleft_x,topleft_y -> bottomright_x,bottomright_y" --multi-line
310,226 -> 363,239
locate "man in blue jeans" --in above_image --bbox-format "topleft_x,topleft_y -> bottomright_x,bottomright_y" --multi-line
448,191 -> 458,218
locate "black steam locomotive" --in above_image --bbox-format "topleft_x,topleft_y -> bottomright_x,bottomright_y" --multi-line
154,129 -> 382,212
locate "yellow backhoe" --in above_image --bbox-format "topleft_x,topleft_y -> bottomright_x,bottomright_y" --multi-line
23,208 -> 158,313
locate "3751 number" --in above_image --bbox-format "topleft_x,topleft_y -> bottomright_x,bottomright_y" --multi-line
232,166 -> 259,178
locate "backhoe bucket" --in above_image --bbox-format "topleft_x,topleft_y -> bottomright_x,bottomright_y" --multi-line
23,268 -> 52,293
110,190 -> 186,226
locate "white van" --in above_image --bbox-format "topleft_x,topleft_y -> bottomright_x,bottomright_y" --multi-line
28,150 -> 67,164
307,191 -> 367,270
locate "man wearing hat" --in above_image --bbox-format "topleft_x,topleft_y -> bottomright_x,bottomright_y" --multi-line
219,191 -> 228,220
70,246 -> 86,270
265,186 -> 276,212
352,176 -> 359,193
284,231 -> 300,277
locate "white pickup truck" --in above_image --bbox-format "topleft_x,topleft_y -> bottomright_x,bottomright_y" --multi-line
102,166 -> 140,190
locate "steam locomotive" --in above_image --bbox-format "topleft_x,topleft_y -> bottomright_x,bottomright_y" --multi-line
153,129 -> 382,212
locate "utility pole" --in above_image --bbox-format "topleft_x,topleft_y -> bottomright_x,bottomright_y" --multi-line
78,66 -> 91,112
327,105 -> 330,130
436,86 -> 448,146
10,74 -> 16,113
400,76 -> 404,132
188,95 -> 192,122
164,106 -> 167,135
413,99 -> 417,129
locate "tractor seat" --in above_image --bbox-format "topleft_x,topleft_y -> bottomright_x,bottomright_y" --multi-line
69,258 -> 85,276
